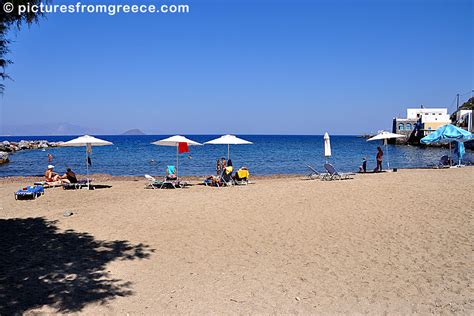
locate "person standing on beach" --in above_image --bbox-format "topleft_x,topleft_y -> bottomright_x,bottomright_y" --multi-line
375,147 -> 383,172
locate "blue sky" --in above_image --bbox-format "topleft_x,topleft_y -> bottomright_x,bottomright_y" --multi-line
1,0 -> 472,135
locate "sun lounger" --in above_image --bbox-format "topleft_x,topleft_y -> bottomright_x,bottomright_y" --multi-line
234,167 -> 250,185
34,180 -> 63,188
220,167 -> 234,186
438,155 -> 452,168
204,166 -> 236,187
323,163 -> 355,180
15,185 -> 44,200
306,165 -> 328,180
204,176 -> 221,187
145,174 -> 185,189
62,179 -> 91,190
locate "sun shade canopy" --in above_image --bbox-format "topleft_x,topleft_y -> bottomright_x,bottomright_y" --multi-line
204,134 -> 252,145
367,131 -> 405,142
420,124 -> 472,144
61,135 -> 113,146
151,135 -> 202,146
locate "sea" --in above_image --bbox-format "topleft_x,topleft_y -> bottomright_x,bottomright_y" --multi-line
1,135 -> 472,177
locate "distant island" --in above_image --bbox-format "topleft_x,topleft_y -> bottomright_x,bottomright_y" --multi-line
121,129 -> 146,135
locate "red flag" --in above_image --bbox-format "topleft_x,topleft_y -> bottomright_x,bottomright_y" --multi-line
178,142 -> 189,153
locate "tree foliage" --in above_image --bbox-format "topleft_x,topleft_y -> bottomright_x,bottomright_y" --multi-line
459,97 -> 473,111
1,0 -> 46,93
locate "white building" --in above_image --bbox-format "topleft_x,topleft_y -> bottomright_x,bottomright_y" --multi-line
406,108 -> 451,135
454,109 -> 473,133
406,108 -> 450,122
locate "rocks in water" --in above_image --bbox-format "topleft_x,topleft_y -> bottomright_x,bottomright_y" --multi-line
0,151 -> 9,164
0,140 -> 62,161
18,140 -> 31,149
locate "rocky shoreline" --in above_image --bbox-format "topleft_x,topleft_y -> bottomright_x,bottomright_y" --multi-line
0,140 -> 62,164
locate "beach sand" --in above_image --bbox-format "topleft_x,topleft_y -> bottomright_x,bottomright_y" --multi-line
0,168 -> 472,314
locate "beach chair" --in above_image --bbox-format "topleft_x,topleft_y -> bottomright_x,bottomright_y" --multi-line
221,166 -> 234,186
438,155 -> 451,168
145,174 -> 184,189
205,167 -> 234,187
15,185 -> 44,200
323,163 -> 355,180
234,167 -> 250,185
306,165 -> 327,180
204,176 -> 221,187
34,180 -> 63,188
62,179 -> 91,190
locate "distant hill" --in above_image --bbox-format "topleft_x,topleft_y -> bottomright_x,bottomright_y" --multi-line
121,129 -> 146,135
0,122 -> 109,136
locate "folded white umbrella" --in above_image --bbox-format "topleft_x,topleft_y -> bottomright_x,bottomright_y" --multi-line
323,132 -> 331,162
61,135 -> 113,188
367,131 -> 405,169
152,135 -> 202,177
204,134 -> 252,160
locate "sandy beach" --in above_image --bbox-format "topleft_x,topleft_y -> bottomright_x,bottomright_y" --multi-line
0,168 -> 472,314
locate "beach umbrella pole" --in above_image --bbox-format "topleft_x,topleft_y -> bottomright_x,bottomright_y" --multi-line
228,144 -> 230,161
176,144 -> 179,178
449,142 -> 452,166
385,143 -> 390,170
85,148 -> 90,189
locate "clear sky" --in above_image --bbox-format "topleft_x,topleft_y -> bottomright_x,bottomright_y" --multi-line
0,0 -> 472,135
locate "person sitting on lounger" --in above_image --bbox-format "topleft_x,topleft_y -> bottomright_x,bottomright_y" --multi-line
62,168 -> 78,183
45,165 -> 70,184
166,165 -> 177,180
205,175 -> 222,186
45,165 -> 61,182
220,166 -> 233,185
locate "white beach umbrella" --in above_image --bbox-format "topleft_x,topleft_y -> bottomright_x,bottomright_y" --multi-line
204,134 -> 252,160
367,131 -> 405,170
367,131 -> 405,142
323,132 -> 331,162
61,135 -> 113,188
151,135 -> 202,177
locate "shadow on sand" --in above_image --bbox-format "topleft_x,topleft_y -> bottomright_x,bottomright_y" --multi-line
0,217 -> 153,314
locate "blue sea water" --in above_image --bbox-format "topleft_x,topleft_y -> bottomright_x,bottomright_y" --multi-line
0,135 -> 472,177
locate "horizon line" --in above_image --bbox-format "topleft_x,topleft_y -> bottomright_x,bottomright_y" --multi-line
0,133 -> 373,137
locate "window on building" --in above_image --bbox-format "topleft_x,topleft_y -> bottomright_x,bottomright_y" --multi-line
399,123 -> 404,131
406,123 -> 412,130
